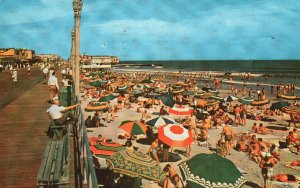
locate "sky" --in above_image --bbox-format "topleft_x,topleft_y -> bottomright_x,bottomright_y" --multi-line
0,0 -> 299,61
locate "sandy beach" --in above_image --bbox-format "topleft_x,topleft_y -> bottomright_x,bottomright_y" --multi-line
81,69 -> 300,188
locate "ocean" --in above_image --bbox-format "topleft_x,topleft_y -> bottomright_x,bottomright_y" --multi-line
117,60 -> 300,94
120,60 -> 300,74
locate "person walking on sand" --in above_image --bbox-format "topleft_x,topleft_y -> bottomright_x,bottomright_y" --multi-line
221,123 -> 233,155
234,105 -> 241,126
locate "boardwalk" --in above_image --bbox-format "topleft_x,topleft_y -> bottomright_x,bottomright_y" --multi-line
0,67 -> 66,187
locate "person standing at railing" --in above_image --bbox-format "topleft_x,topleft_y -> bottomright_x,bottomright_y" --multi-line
47,99 -> 80,125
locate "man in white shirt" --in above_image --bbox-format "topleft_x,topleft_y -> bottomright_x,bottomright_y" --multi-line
47,99 -> 79,125
0,64 -> 3,73
48,71 -> 60,100
42,66 -> 49,83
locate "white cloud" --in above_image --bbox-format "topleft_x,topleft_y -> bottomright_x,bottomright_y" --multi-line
0,0 -> 73,26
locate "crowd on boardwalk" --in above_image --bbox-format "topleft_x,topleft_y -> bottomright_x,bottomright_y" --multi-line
76,69 -> 300,188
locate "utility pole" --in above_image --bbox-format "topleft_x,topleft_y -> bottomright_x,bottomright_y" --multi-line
73,0 -> 82,97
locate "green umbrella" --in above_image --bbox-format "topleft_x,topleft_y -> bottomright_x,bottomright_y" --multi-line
182,90 -> 195,96
89,80 -> 102,87
131,89 -> 144,95
270,101 -> 290,111
179,154 -> 246,188
118,85 -> 128,91
209,96 -> 225,102
106,149 -> 164,182
141,79 -> 153,84
99,79 -> 108,84
119,121 -> 146,136
98,94 -> 117,102
159,95 -> 175,107
89,72 -> 97,77
238,97 -> 253,105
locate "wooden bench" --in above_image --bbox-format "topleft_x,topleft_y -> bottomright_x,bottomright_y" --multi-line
47,120 -> 67,139
37,139 -> 68,187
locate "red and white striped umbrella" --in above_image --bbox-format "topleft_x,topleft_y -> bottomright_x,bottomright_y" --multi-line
158,124 -> 193,147
169,105 -> 193,116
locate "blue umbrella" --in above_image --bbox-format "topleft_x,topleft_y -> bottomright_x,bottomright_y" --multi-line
224,95 -> 238,103
159,95 -> 175,107
270,101 -> 290,111
146,116 -> 175,127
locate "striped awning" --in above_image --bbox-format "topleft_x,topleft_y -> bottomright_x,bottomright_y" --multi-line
281,106 -> 300,114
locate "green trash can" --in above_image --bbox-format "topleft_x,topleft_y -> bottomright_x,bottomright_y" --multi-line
59,86 -> 74,107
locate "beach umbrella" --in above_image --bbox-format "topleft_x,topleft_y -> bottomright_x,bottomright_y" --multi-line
90,141 -> 125,159
88,72 -> 97,77
145,93 -> 161,98
201,87 -> 213,92
146,116 -> 175,128
196,99 -> 207,107
98,94 -> 117,102
119,121 -> 147,136
141,79 -> 153,84
182,90 -> 195,96
117,85 -> 128,92
251,99 -> 270,106
89,80 -> 102,87
169,105 -> 193,116
206,100 -> 219,107
178,153 -> 246,188
172,89 -> 185,94
270,101 -> 290,111
159,95 -> 176,107
200,92 -> 215,99
209,96 -> 225,103
173,85 -> 183,90
224,95 -> 238,103
155,83 -> 166,89
106,149 -> 164,182
99,79 -> 108,84
134,84 -> 144,89
238,97 -> 254,105
158,123 -> 193,147
131,89 -> 144,95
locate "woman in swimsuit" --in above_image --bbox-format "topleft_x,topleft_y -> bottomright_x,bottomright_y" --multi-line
148,138 -> 160,164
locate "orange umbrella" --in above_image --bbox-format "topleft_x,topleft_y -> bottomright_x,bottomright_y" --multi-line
197,99 -> 207,107
119,121 -> 147,135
